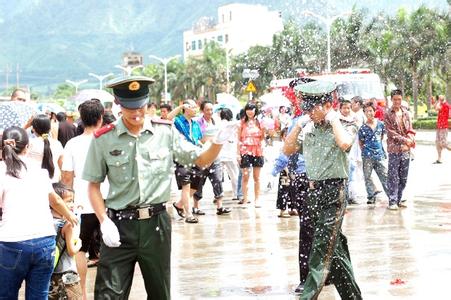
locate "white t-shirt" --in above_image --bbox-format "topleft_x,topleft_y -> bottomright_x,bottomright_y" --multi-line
62,133 -> 108,214
0,158 -> 55,242
218,120 -> 238,162
27,137 -> 64,183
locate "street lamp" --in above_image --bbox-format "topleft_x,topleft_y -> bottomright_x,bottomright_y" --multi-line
302,10 -> 352,73
225,48 -> 233,94
88,72 -> 114,90
65,79 -> 88,94
148,54 -> 181,102
114,65 -> 143,76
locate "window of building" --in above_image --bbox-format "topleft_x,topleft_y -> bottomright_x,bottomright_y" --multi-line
192,41 -> 196,50
222,14 -> 224,23
225,34 -> 229,43
185,42 -> 190,51
229,11 -> 232,21
217,35 -> 223,42
198,40 -> 202,49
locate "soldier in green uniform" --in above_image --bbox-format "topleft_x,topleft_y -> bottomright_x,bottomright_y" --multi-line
82,75 -> 236,299
283,81 -> 362,300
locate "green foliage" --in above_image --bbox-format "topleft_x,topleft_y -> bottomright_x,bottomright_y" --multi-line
412,118 -> 451,130
133,5 -> 449,112
53,83 -> 75,101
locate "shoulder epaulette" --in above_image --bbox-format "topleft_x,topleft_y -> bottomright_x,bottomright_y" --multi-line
94,124 -> 115,138
151,118 -> 173,126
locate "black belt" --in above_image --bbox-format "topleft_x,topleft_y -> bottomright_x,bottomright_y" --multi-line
107,203 -> 166,220
310,178 -> 345,190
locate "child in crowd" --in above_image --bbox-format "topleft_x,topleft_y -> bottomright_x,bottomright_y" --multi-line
49,182 -> 82,300
339,99 -> 360,204
0,126 -> 77,299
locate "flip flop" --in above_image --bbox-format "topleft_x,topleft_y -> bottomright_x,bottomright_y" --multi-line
173,203 -> 185,218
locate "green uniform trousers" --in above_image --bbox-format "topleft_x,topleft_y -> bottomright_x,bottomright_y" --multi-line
300,180 -> 362,300
95,211 -> 171,300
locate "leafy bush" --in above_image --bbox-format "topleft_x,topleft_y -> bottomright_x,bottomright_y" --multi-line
413,118 -> 451,129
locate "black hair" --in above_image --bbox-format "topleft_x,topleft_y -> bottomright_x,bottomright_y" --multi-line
391,89 -> 403,97
243,102 -> 259,123
339,99 -> 352,109
147,102 -> 157,109
351,96 -> 363,106
56,112 -> 66,122
32,114 -> 55,178
200,100 -> 213,111
363,102 -> 375,112
52,182 -> 74,199
79,99 -> 104,127
102,111 -> 117,126
219,108 -> 233,121
236,109 -> 245,120
1,126 -> 29,178
160,103 -> 172,111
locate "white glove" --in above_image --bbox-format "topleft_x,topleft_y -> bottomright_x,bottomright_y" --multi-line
325,109 -> 339,123
100,217 -> 121,247
296,115 -> 311,128
213,121 -> 239,144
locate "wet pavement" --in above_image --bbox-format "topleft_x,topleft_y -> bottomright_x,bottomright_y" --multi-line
16,140 -> 446,299
80,142 -> 451,299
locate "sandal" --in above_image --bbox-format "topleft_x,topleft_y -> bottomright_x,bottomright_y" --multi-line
216,207 -> 231,215
173,203 -> 185,218
185,216 -> 198,223
238,199 -> 251,205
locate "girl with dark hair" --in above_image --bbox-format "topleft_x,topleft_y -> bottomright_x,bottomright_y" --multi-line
28,114 -> 64,182
237,102 -> 265,207
0,126 -> 78,299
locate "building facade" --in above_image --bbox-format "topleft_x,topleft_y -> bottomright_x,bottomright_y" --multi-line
183,3 -> 283,60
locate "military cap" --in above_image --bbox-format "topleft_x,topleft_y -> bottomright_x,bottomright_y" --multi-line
295,81 -> 336,111
105,75 -> 155,109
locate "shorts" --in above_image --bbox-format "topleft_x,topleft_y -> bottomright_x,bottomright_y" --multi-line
240,154 -> 264,168
49,272 -> 82,300
174,163 -> 205,190
436,128 -> 449,148
79,213 -> 100,253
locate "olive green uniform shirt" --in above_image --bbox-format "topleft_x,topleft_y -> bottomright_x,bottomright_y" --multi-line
303,120 -> 358,181
82,117 -> 202,210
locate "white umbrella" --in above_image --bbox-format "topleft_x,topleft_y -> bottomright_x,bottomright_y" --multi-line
260,91 -> 291,110
36,102 -> 65,114
216,93 -> 240,106
215,93 -> 242,116
69,89 -> 114,104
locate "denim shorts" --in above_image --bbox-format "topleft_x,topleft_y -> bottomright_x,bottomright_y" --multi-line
0,236 -> 56,299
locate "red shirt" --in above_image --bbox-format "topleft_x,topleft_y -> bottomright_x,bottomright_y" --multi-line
437,102 -> 450,129
374,105 -> 385,121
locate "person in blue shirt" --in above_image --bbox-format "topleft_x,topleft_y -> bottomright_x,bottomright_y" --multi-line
172,99 -> 204,223
358,102 -> 389,204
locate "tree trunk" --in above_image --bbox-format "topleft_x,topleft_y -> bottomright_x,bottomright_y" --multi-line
447,47 -> 451,103
427,76 -> 432,115
412,68 -> 419,120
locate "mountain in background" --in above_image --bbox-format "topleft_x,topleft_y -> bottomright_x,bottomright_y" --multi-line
0,0 -> 446,93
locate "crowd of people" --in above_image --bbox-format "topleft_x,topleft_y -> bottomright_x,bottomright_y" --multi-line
0,79 -> 449,299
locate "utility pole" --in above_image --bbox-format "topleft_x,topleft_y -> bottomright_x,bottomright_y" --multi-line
88,72 -> 114,90
16,63 -> 20,88
5,64 -> 11,92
